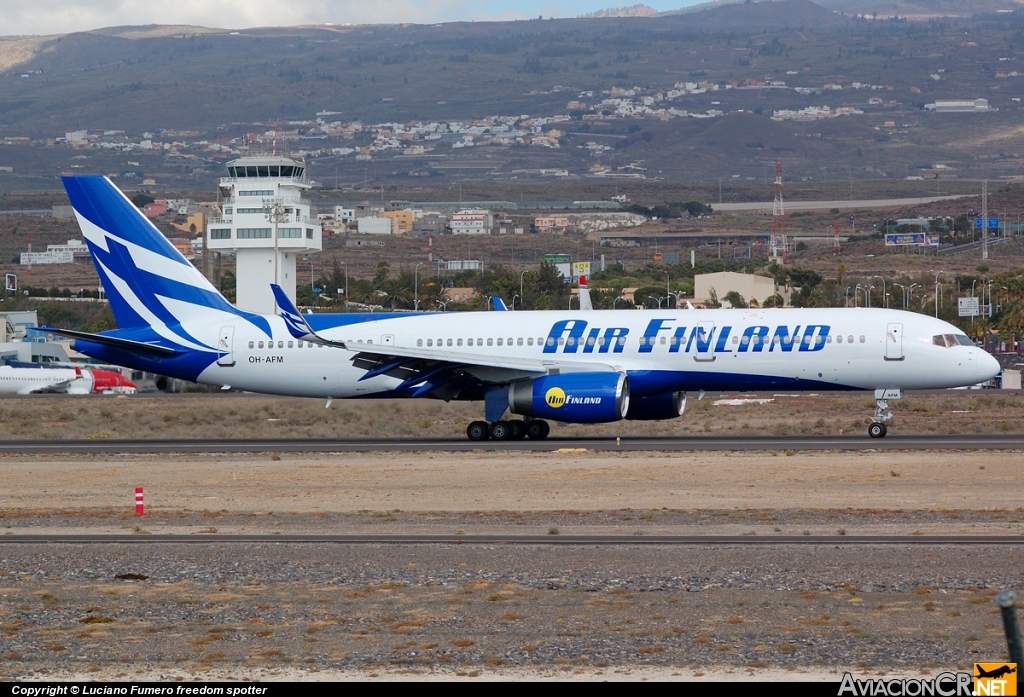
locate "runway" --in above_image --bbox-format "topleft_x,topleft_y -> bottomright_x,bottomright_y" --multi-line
6,433 -> 1024,454
1,534 -> 1022,545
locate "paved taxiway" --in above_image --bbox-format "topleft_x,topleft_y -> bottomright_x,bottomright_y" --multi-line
7,433 -> 1024,454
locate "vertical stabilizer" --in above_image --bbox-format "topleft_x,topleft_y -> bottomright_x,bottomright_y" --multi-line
578,275 -> 594,311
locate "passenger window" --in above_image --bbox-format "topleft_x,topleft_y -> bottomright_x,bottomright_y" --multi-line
732,336 -> 739,344
427,339 -> 432,347
446,339 -> 453,347
741,336 -> 749,346
617,336 -> 626,346
557,337 -> 564,345
598,337 -> 606,346
248,341 -> 254,349
276,341 -> 282,349
848,335 -> 853,344
497,338 -> 504,346
567,337 -> 575,347
507,338 -> 513,345
538,338 -> 544,346
298,341 -> 304,348
826,336 -> 832,344
417,339 -> 423,347
258,341 -> 264,349
477,338 -> 483,346
859,336 -> 865,343
837,336 -> 843,344
670,336 -> 678,346
660,336 -> 666,345
527,337 -> 534,346
517,338 -> 523,346
773,336 -> 781,344
287,341 -> 293,348
546,337 -> 555,347
466,338 -> 473,347
815,335 -> 824,346
487,338 -> 493,346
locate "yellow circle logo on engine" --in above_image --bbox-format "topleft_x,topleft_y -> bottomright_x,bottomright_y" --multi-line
545,387 -> 566,408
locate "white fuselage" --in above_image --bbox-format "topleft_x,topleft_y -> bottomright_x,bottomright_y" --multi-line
187,308 -> 1000,399
0,366 -> 93,395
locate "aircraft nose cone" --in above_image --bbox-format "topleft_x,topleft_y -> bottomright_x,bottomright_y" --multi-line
978,351 -> 1001,382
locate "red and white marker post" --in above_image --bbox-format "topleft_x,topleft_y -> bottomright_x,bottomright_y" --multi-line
135,487 -> 144,516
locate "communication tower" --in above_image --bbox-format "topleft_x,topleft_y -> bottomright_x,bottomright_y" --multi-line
207,154 -> 323,314
769,161 -> 788,260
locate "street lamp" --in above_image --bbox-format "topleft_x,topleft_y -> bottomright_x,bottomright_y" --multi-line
512,293 -> 520,311
867,285 -> 874,308
613,295 -> 625,309
893,283 -> 906,309
845,285 -> 851,308
436,299 -> 450,312
934,271 -> 942,318
854,284 -> 863,308
873,275 -> 885,309
520,270 -> 529,305
414,262 -> 424,311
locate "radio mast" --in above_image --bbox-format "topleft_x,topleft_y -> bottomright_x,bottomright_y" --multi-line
769,161 -> 788,260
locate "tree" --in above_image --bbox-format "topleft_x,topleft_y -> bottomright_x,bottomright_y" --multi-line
723,291 -> 748,308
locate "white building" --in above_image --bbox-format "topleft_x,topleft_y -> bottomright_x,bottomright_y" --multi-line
357,217 -> 393,235
927,98 -> 990,112
334,207 -> 356,223
206,155 -> 322,314
450,209 -> 493,235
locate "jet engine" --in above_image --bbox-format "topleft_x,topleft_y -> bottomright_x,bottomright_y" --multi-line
625,391 -> 687,421
509,372 -> 629,423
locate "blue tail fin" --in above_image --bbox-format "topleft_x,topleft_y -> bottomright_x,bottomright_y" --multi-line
62,176 -> 239,329
492,296 -> 508,311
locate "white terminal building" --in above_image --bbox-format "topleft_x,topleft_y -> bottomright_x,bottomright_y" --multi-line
207,155 -> 322,314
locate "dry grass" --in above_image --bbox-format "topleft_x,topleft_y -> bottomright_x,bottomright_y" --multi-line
3,391 -> 1023,441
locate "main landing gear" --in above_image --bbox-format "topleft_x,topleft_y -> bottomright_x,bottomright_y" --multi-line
466,419 -> 550,441
867,388 -> 901,439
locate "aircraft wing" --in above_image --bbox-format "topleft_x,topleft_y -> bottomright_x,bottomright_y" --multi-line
270,285 -> 617,386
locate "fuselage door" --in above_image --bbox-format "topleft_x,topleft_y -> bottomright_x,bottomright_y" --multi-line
217,326 -> 236,367
692,321 -> 716,362
885,323 -> 904,361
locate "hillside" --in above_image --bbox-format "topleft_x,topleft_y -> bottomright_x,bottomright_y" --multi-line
0,0 -> 1023,189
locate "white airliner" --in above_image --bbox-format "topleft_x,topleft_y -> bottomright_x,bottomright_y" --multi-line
45,176 -> 1000,440
0,364 -> 93,395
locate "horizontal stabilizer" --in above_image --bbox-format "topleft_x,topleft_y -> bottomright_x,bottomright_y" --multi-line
39,327 -> 178,356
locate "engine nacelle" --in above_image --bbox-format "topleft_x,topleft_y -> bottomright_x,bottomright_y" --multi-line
625,391 -> 687,421
509,372 -> 629,423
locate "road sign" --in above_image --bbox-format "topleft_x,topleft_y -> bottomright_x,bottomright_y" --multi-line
976,218 -> 1000,229
959,297 -> 980,317
4,273 -> 15,292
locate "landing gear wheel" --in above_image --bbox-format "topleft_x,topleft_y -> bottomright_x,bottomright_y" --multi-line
508,420 -> 527,440
525,420 -> 550,440
489,421 -> 511,441
867,422 -> 887,439
467,421 -> 490,441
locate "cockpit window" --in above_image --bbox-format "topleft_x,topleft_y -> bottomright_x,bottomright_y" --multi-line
934,334 -> 975,348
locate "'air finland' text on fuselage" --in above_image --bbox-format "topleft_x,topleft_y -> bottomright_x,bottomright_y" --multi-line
543,319 -> 831,354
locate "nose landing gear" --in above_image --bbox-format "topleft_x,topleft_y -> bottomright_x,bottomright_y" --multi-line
868,388 -> 901,438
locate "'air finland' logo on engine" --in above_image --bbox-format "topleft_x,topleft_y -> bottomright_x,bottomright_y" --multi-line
545,387 -> 566,408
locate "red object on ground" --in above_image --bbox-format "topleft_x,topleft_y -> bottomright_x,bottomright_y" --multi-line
91,369 -> 137,393
135,487 -> 144,516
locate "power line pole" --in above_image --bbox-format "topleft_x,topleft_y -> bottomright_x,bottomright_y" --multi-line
982,179 -> 989,261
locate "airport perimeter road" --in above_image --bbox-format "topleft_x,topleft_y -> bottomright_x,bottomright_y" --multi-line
1,534 -> 1022,545
714,194 -> 969,213
7,433 -> 1024,454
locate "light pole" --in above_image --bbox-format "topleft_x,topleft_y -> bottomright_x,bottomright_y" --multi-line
512,293 -> 520,311
855,284 -> 863,308
934,271 -> 942,318
893,283 -> 906,309
343,261 -> 349,309
873,275 -> 886,309
436,299 -> 450,312
845,285 -> 850,308
307,254 -> 314,291
414,262 -> 423,311
520,270 -> 528,308
613,295 -> 625,309
867,285 -> 874,309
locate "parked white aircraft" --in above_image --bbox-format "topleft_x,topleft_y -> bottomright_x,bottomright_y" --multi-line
0,364 -> 92,395
45,176 -> 1001,440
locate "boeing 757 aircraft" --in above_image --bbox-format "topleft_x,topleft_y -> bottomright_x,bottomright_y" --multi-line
45,176 -> 1000,440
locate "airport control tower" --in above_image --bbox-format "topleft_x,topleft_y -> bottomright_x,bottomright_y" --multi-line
207,154 -> 322,314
